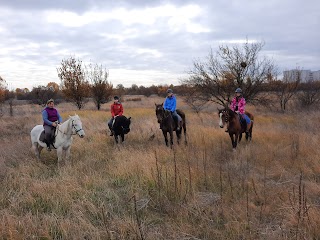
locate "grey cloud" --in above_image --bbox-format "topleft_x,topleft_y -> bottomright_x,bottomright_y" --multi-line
0,0 -> 319,90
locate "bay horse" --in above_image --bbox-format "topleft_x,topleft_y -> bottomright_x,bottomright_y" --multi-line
155,103 -> 187,147
30,115 -> 85,166
218,108 -> 254,149
111,115 -> 131,144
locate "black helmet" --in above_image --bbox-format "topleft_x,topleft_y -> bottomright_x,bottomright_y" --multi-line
114,96 -> 119,100
167,89 -> 173,93
235,88 -> 242,93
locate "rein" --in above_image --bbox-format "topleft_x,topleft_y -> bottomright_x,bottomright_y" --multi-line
158,109 -> 171,123
55,119 -> 83,137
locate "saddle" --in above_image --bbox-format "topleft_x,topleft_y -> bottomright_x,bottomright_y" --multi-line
39,129 -> 56,147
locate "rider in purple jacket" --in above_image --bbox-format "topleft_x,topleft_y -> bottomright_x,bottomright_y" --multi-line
42,99 -> 62,151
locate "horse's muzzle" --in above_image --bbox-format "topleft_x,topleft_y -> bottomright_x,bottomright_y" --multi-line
124,129 -> 130,134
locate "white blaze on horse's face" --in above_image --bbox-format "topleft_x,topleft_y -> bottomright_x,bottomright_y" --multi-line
71,115 -> 85,138
219,112 -> 224,128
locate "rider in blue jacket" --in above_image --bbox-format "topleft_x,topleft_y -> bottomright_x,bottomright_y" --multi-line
163,89 -> 182,130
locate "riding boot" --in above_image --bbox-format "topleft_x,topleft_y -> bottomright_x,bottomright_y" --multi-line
45,140 -> 51,151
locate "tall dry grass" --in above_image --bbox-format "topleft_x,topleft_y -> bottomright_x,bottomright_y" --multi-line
0,97 -> 320,239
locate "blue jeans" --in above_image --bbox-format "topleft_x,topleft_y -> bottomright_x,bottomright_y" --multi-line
171,111 -> 182,122
242,114 -> 251,124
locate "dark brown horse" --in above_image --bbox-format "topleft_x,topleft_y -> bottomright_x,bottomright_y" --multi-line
112,115 -> 131,144
155,103 -> 187,147
218,107 -> 254,149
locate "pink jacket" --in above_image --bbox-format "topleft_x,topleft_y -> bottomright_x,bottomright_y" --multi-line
230,97 -> 246,114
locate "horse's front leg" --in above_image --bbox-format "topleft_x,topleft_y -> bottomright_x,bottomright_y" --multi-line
175,130 -> 181,145
169,130 -> 174,148
121,133 -> 125,143
229,133 -> 237,149
64,146 -> 71,161
56,147 -> 63,167
162,131 -> 168,146
114,135 -> 119,144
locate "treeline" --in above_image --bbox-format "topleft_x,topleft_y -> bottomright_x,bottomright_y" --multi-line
1,41 -> 320,112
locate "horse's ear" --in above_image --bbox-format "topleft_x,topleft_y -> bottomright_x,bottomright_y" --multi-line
161,103 -> 163,106
154,103 -> 157,106
128,117 -> 131,120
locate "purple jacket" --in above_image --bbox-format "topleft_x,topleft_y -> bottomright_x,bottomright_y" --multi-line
42,107 -> 62,126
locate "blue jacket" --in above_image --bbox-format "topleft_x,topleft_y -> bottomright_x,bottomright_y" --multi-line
164,95 -> 177,112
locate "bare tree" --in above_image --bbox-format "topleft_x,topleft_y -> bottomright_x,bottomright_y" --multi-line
29,85 -> 57,106
0,76 -> 6,116
115,84 -> 126,98
272,70 -> 301,111
85,63 -> 113,110
57,57 -> 90,110
0,76 -> 6,104
182,85 -> 208,117
181,41 -> 277,106
297,81 -> 320,109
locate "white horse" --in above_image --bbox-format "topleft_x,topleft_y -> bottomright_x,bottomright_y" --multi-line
30,114 -> 85,165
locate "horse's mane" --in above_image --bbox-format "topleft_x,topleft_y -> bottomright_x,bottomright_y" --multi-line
223,107 -> 236,118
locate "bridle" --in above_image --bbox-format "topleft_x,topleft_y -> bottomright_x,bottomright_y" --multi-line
71,120 -> 83,134
56,119 -> 83,136
156,107 -> 171,124
220,110 -> 230,123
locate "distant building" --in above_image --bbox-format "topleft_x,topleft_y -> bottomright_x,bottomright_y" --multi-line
313,70 -> 320,81
283,69 -> 320,82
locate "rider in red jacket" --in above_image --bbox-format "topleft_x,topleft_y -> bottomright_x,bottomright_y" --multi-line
108,96 -> 123,136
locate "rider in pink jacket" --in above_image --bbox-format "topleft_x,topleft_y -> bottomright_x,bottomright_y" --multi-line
230,93 -> 246,114
228,88 -> 252,132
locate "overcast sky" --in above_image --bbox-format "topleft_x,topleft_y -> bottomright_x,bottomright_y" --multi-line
0,0 -> 319,90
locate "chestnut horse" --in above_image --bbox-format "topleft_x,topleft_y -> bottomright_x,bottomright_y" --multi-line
155,103 -> 187,147
218,108 -> 254,149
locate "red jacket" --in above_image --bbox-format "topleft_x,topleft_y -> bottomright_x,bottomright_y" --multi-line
111,103 -> 123,117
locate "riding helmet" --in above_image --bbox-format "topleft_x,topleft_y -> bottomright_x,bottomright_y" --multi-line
47,99 -> 54,104
235,88 -> 242,93
167,89 -> 173,93
114,96 -> 119,100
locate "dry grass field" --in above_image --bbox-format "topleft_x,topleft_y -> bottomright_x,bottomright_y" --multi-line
0,97 -> 320,239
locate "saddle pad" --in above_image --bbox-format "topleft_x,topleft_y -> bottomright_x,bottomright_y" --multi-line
39,130 -> 45,142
